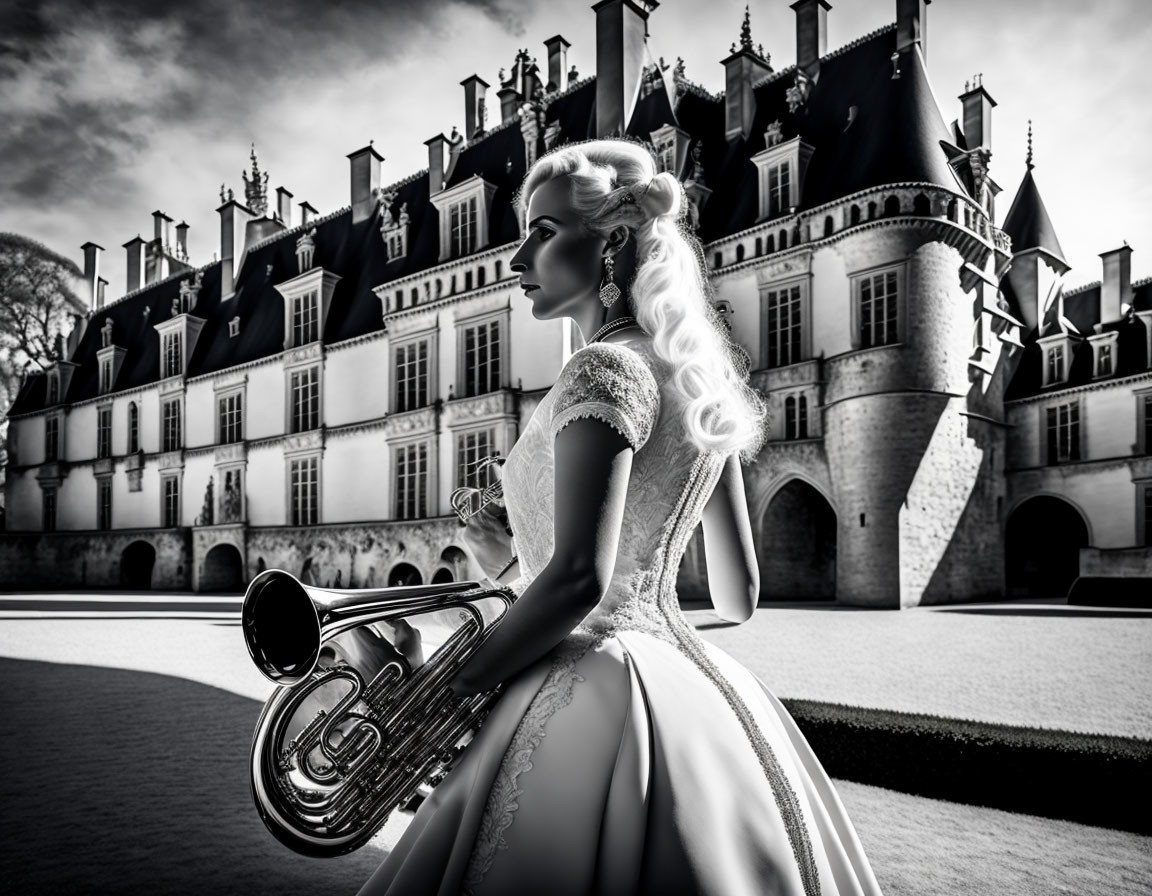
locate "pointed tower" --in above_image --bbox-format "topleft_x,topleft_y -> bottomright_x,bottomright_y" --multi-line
1001,122 -> 1069,332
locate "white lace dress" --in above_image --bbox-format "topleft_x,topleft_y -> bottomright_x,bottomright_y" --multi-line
358,339 -> 883,896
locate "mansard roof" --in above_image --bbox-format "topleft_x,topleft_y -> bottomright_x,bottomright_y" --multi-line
1003,277 -> 1152,401
1002,168 -> 1067,265
9,19 -> 976,419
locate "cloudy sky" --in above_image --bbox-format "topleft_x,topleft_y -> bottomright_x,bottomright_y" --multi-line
1,0 -> 1148,301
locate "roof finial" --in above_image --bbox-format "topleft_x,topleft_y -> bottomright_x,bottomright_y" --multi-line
242,143 -> 270,216
739,4 -> 754,52
1026,119 -> 1033,170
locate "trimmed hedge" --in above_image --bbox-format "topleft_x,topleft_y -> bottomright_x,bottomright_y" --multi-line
780,698 -> 1152,834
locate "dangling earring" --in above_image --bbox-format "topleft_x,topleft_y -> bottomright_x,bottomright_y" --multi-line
599,253 -> 620,308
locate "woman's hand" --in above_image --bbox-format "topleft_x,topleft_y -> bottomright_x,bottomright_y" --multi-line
461,503 -> 515,581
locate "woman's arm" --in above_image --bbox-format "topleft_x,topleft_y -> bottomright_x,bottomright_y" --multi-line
450,417 -> 633,696
700,452 -> 759,623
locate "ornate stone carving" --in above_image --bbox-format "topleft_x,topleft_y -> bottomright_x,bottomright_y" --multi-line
283,342 -> 322,366
447,390 -> 515,424
177,271 -> 203,314
158,450 -> 184,471
282,430 -> 324,455
295,227 -> 317,273
242,144 -> 270,216
785,72 -> 812,114
214,442 -> 246,464
199,476 -> 214,526
765,120 -> 783,148
385,407 -> 436,438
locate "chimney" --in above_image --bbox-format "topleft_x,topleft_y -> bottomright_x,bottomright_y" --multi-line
791,0 -> 830,78
299,200 -> 317,226
461,74 -> 490,140
958,76 -> 996,151
723,8 -> 772,141
175,221 -> 189,261
497,82 -> 521,124
152,210 -> 174,250
80,241 -> 103,310
276,187 -> 294,226
896,0 -> 929,60
347,143 -> 384,225
593,0 -> 653,138
97,277 -> 107,309
1100,243 -> 1134,323
544,34 -> 571,92
217,196 -> 255,298
123,235 -> 144,294
425,133 -> 450,197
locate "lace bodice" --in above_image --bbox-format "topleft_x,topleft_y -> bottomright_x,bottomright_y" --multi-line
500,337 -> 724,641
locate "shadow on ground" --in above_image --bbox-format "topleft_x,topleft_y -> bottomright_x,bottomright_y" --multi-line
0,658 -> 384,896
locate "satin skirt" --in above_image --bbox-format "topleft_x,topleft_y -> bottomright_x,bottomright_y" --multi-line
357,631 -> 883,896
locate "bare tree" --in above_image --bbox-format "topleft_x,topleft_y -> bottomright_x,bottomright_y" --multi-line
0,233 -> 88,490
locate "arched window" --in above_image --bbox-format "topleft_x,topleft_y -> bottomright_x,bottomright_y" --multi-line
883,195 -> 900,217
477,265 -> 486,287
785,396 -> 797,440
867,201 -> 877,220
823,216 -> 834,238
736,244 -> 745,262
798,395 -> 808,438
128,402 -> 139,453
495,259 -> 503,280
714,251 -> 723,268
755,237 -> 763,256
850,204 -> 861,225
913,193 -> 930,216
765,234 -> 775,254
778,229 -> 788,250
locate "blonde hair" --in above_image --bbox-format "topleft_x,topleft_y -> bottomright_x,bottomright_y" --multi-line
516,139 -> 766,459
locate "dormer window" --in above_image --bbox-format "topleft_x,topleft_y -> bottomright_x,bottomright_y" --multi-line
650,124 -> 689,178
1038,333 -> 1073,387
750,136 -> 813,222
429,175 -> 497,263
162,330 -> 183,378
274,268 -> 342,351
1089,331 -> 1118,379
229,316 -> 240,338
47,370 -> 59,405
292,291 -> 320,346
99,357 -> 113,393
380,202 -> 409,261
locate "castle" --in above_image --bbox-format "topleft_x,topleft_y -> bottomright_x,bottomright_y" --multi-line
4,0 -> 1148,606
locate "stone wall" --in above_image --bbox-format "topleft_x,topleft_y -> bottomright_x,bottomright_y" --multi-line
0,529 -> 191,590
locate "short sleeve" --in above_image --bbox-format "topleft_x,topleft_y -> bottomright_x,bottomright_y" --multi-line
550,343 -> 661,450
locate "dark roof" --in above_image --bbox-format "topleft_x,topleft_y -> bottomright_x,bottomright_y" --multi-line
1002,168 -> 1066,264
1004,277 -> 1152,400
9,21 -> 991,419
685,25 -> 964,241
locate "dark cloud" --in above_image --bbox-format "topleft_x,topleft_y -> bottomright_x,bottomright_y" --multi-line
0,0 -> 528,203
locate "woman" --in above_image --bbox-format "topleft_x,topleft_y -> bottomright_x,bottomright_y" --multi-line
359,139 -> 883,896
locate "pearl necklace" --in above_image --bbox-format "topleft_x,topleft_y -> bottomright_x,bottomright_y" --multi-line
589,315 -> 640,344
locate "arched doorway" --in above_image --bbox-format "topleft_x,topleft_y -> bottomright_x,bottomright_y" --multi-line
440,546 -> 468,582
431,567 -> 454,584
388,563 -> 423,587
1005,496 -> 1090,596
201,543 -> 245,593
759,480 -> 837,600
120,541 -> 156,590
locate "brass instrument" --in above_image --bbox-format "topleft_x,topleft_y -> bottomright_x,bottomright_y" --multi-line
243,568 -> 514,857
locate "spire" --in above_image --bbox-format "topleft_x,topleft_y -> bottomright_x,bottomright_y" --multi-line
242,144 -> 270,216
1003,128 -> 1067,267
739,4 -> 753,51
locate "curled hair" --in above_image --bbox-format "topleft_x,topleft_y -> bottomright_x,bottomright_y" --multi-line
516,139 -> 767,459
